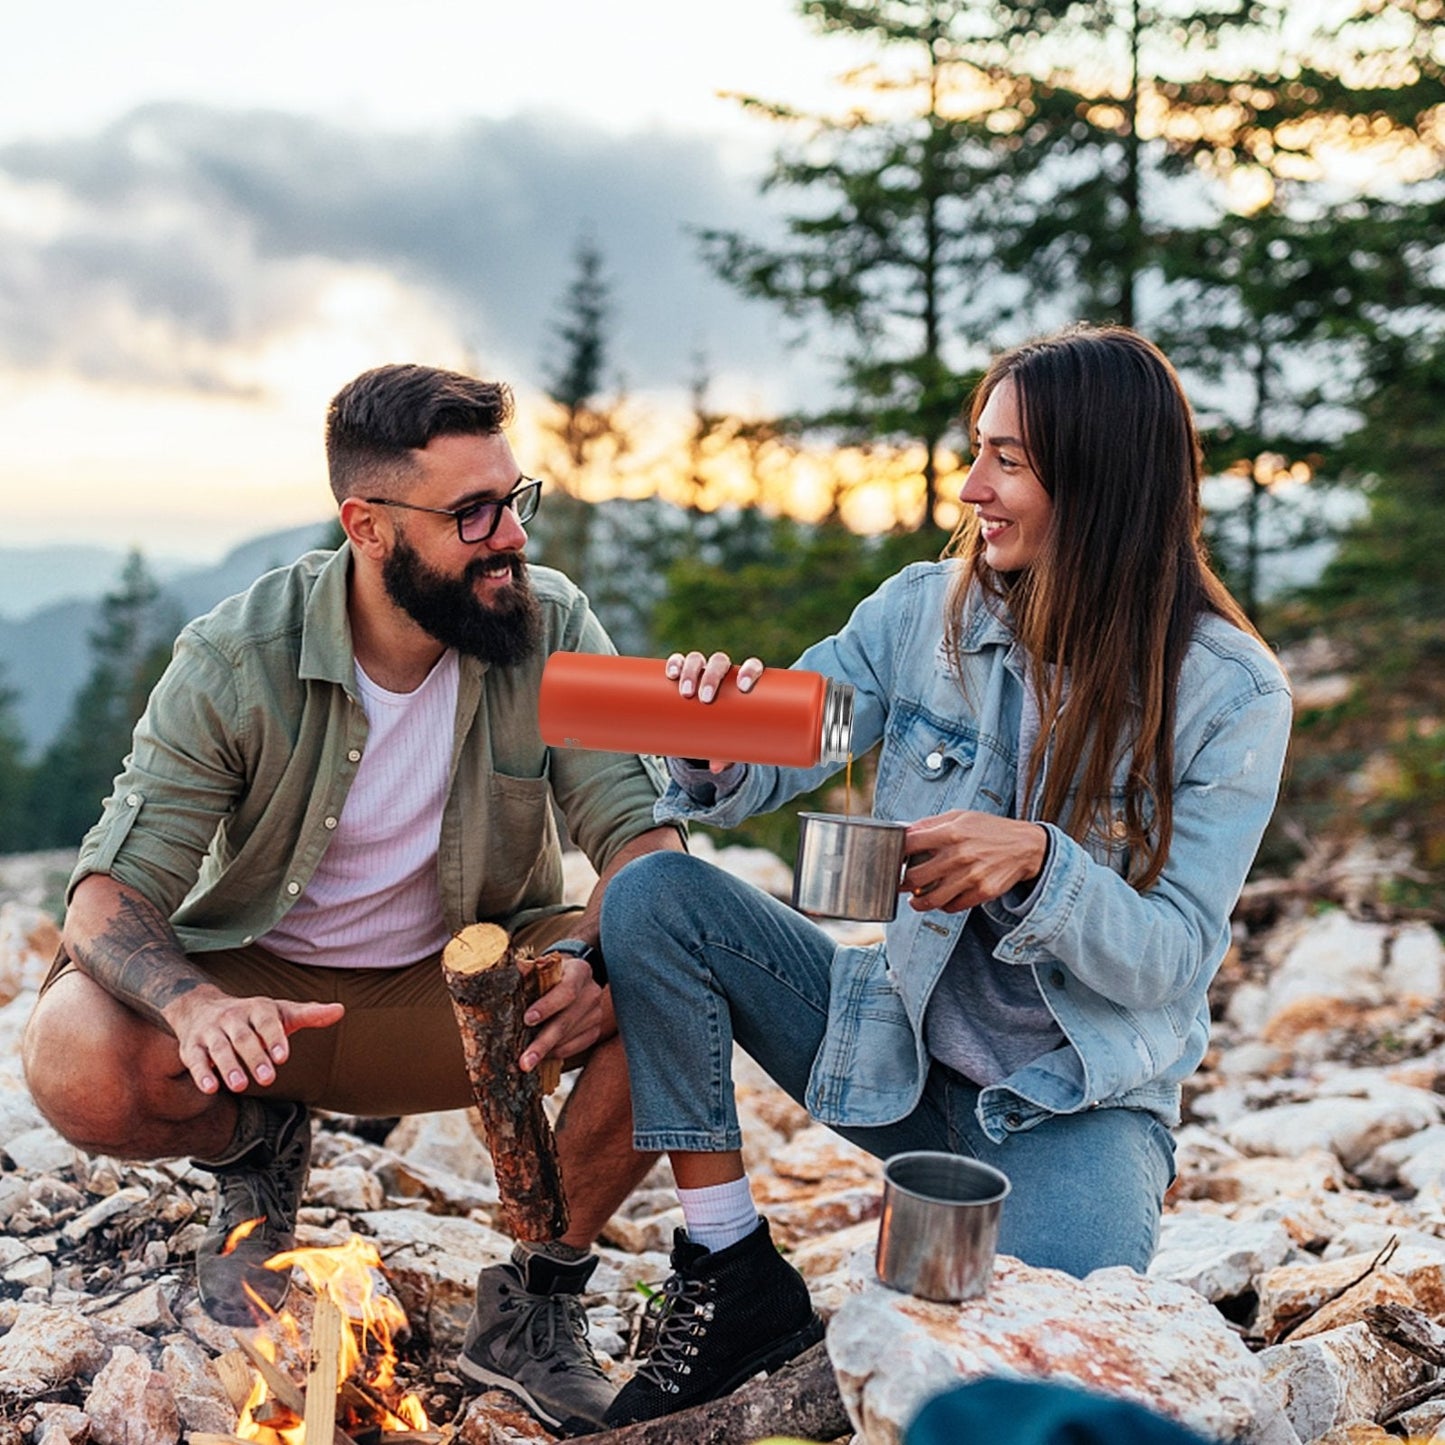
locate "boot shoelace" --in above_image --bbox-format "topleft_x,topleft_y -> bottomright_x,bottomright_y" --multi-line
634,1274 -> 716,1391
214,1122 -> 307,1235
505,1289 -> 608,1378
216,1156 -> 293,1234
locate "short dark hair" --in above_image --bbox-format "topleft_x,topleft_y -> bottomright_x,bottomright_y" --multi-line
325,364 -> 515,502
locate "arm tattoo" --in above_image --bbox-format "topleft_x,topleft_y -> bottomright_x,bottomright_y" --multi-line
71,891 -> 207,1035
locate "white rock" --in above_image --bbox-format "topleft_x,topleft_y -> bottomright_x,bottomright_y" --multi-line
384,1108 -> 496,1184
60,1185 -> 150,1244
1260,1321 -> 1427,1443
373,1153 -> 498,1214
307,1164 -> 385,1212
159,1336 -> 240,1436
1149,1212 -> 1295,1300
356,1209 -> 513,1348
4,1123 -> 84,1175
0,900 -> 60,1002
1225,1090 -> 1440,1170
1225,982 -> 1274,1037
0,1303 -> 105,1396
1215,1040 -> 1286,1079
32,1404 -> 91,1442
0,1173 -> 31,1224
830,1258 -> 1299,1445
689,831 -> 794,899
3,1256 -> 53,1291
84,1344 -> 181,1445
1384,923 -> 1445,1001
1265,911 -> 1389,1013
94,1281 -> 179,1333
1356,1123 -> 1445,1189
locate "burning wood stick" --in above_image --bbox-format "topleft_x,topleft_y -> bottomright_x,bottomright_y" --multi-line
305,1296 -> 344,1444
442,922 -> 570,1241
230,1330 -> 361,1445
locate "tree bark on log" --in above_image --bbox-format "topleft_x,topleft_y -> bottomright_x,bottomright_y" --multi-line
580,1342 -> 849,1444
442,923 -> 569,1242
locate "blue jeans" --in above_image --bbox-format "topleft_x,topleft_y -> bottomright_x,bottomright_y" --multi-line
601,852 -> 1175,1278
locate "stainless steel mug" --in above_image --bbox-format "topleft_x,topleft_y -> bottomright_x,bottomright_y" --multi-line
875,1151 -> 1011,1302
792,812 -> 907,922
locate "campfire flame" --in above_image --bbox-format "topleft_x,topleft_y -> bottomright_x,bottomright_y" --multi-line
234,1234 -> 430,1442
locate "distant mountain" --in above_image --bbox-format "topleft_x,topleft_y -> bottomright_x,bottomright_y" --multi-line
0,523 -> 334,755
0,546 -> 194,620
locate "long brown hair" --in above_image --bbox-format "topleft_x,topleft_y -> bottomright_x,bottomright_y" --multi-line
944,325 -> 1260,892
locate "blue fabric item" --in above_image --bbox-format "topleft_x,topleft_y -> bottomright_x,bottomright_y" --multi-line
905,1378 -> 1218,1445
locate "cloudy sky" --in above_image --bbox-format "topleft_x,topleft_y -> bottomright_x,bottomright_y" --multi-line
2,1 -> 876,558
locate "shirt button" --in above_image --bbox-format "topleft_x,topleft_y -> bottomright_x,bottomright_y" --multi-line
925,750 -> 944,770
1005,1112 -> 1023,1129
241,935 -> 254,945
1111,818 -> 1128,839
286,881 -> 301,896
126,794 -> 140,807
324,816 -> 338,829
348,748 -> 362,762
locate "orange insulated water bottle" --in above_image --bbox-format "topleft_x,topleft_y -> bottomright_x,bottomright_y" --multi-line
538,653 -> 854,768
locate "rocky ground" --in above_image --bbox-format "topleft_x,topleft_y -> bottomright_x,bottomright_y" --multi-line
0,837 -> 1443,1445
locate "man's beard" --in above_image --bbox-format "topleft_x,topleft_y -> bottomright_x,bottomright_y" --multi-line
382,535 -> 542,667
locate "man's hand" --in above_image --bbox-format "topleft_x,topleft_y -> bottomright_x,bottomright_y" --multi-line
64,873 -> 344,1095
901,811 -> 1049,913
165,984 -> 345,1095
518,954 -> 612,1073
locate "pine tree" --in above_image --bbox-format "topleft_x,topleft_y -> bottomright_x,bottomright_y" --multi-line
30,551 -> 181,848
1278,335 -> 1445,900
0,670 -> 32,855
530,234 -> 629,592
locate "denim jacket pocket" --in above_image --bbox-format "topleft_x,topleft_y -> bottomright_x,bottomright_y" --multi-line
807,943 -> 923,1128
874,702 -> 982,817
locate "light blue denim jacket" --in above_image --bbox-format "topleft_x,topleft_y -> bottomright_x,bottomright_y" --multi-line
655,561 -> 1292,1144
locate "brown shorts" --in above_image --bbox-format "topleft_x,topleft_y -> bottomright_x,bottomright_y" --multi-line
40,911 -> 586,1117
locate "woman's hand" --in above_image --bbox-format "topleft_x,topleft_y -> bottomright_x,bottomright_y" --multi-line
664,650 -> 765,773
901,811 -> 1049,912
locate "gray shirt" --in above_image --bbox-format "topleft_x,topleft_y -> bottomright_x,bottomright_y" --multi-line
922,663 -> 1064,1085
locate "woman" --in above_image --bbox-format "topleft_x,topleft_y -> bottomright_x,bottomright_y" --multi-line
597,325 -> 1292,1428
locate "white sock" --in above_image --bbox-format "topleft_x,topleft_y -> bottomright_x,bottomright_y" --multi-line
677,1177 -> 760,1253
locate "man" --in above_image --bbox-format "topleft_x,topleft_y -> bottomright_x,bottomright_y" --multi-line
22,364 -> 683,1437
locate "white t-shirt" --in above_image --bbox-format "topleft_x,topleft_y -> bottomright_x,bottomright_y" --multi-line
260,650 -> 459,968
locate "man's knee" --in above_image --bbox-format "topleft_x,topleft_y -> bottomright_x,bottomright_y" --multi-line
22,977 -> 157,1148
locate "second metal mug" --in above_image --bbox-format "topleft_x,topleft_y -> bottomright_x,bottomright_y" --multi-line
792,812 -> 908,922
875,1151 -> 1011,1302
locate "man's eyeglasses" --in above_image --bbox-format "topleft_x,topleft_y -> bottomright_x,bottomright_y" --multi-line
364,478 -> 543,543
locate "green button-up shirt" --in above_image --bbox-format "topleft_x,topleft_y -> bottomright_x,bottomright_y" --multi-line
71,545 -> 669,955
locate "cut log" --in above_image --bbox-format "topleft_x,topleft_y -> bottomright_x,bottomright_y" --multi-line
442,922 -> 570,1241
586,1341 -> 849,1444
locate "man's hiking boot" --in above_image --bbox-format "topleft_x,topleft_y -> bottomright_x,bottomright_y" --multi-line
192,1098 -> 312,1327
458,1246 -> 617,1436
604,1218 -> 824,1427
